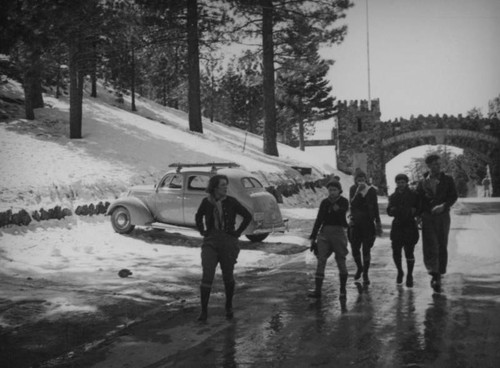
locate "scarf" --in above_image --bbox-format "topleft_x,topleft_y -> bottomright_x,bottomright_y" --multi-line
356,184 -> 373,198
327,195 -> 341,212
208,195 -> 226,230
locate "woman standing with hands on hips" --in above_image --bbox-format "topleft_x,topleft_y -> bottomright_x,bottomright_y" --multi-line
308,181 -> 350,299
195,175 -> 252,322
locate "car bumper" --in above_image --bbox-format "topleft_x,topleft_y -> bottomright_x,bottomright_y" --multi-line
251,218 -> 289,234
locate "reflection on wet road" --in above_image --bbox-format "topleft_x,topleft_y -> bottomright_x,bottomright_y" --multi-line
162,202 -> 500,368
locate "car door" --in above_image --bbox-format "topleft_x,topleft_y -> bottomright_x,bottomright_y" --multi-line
183,173 -> 210,227
154,173 -> 185,224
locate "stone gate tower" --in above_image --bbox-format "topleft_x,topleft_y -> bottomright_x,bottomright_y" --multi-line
336,99 -> 387,192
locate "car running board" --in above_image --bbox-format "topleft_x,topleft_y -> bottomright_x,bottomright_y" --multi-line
148,222 -> 190,231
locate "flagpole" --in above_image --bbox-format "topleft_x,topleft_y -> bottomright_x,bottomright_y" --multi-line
366,0 -> 372,111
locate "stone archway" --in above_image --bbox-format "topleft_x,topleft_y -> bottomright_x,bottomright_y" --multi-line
336,100 -> 500,196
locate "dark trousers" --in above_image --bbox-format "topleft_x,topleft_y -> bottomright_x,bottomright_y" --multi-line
200,230 -> 240,288
349,221 -> 375,264
421,212 -> 450,275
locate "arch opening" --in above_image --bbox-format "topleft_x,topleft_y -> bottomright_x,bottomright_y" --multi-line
385,145 -> 464,195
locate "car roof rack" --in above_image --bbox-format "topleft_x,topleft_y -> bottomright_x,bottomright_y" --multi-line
168,162 -> 240,173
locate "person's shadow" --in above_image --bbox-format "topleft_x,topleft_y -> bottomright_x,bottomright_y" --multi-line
394,288 -> 424,365
221,323 -> 238,368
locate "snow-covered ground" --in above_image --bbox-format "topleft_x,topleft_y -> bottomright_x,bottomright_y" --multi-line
0,77 -> 340,321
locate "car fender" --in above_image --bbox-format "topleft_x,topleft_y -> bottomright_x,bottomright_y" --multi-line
107,197 -> 154,225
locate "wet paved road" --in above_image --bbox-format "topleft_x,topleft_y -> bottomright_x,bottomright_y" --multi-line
70,200 -> 500,368
2,200 -> 499,367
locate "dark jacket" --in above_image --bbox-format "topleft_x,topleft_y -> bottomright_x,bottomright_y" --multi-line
310,196 -> 349,240
349,184 -> 381,224
195,195 -> 252,238
387,187 -> 419,245
416,172 -> 457,215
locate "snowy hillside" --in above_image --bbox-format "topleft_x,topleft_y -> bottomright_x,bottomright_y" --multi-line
0,78 -> 351,213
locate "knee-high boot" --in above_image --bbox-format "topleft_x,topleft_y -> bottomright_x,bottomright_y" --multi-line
353,256 -> 363,281
308,276 -> 323,298
406,259 -> 415,287
393,252 -> 404,284
339,274 -> 348,298
197,285 -> 211,321
363,259 -> 371,285
224,281 -> 235,319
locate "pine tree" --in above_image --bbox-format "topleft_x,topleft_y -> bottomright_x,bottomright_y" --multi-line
276,15 -> 336,150
227,0 -> 352,156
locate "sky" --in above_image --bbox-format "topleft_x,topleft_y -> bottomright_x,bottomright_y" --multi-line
324,0 -> 500,121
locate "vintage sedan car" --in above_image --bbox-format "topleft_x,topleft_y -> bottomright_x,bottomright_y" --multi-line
107,163 -> 287,242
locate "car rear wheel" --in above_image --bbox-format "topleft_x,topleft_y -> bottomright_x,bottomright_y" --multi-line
246,233 -> 269,242
111,206 -> 135,234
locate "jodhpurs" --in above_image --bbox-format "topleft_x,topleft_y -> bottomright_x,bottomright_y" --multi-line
200,230 -> 240,288
349,220 -> 375,264
315,225 -> 349,279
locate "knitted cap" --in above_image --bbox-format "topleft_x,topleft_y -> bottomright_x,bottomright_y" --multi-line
395,173 -> 409,183
327,180 -> 342,191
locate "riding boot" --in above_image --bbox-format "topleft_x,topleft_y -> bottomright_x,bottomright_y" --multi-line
308,276 -> 323,298
353,256 -> 363,282
363,260 -> 371,285
224,281 -> 235,320
432,273 -> 442,293
339,274 -> 348,298
393,253 -> 404,284
197,286 -> 211,322
430,273 -> 442,292
406,259 -> 415,287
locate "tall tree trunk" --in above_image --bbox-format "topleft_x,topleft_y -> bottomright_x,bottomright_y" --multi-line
298,118 -> 305,151
187,0 -> 203,133
131,46 -> 136,112
23,67 -> 35,120
91,42 -> 97,98
33,69 -> 44,109
261,0 -> 278,156
249,104 -> 256,134
162,81 -> 166,106
32,49 -> 44,109
56,64 -> 61,98
210,74 -> 214,122
23,48 -> 44,119
69,41 -> 83,139
173,47 -> 179,109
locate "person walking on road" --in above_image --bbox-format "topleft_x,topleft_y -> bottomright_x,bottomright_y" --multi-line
348,171 -> 382,285
416,154 -> 458,293
308,181 -> 349,299
387,173 -> 419,287
195,175 -> 252,321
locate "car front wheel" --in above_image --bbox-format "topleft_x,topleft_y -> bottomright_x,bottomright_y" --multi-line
111,206 -> 135,234
246,233 -> 269,242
